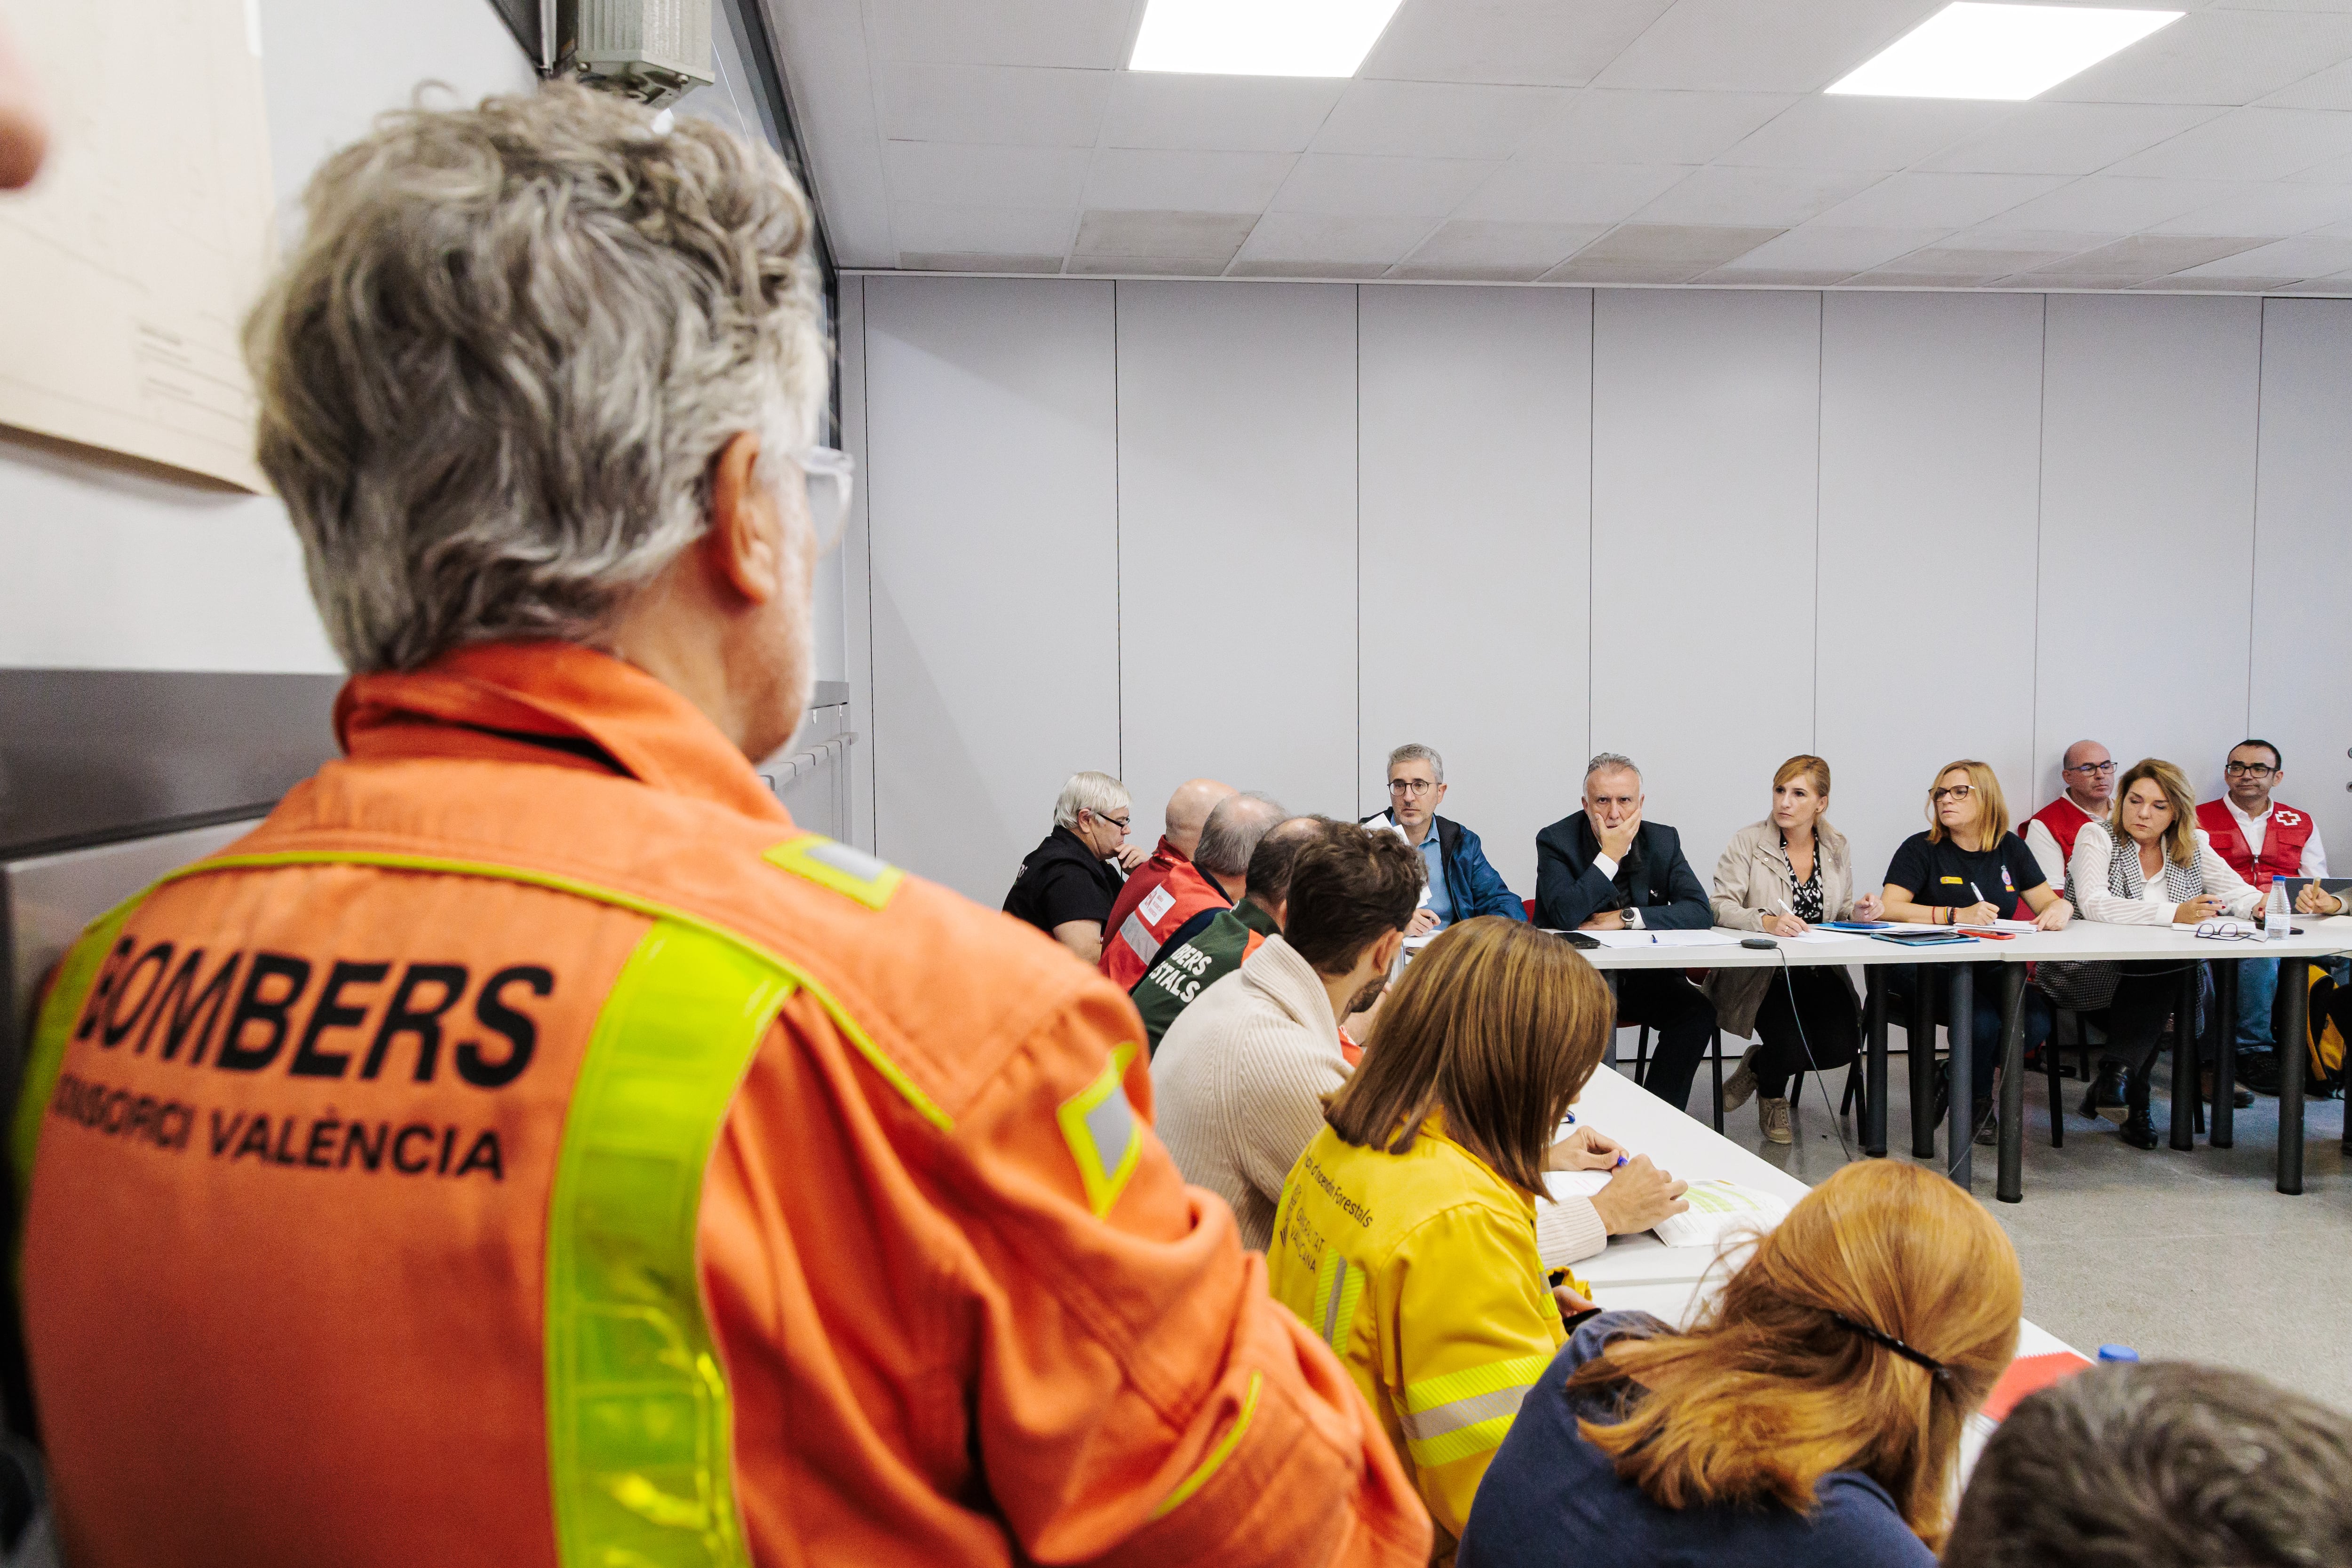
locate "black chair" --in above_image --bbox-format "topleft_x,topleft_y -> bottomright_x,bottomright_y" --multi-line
1630,1022 -> 1726,1133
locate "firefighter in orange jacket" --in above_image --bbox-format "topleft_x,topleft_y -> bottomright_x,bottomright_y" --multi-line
13,86 -> 1430,1568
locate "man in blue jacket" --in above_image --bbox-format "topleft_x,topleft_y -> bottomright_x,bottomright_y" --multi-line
1362,743 -> 1529,934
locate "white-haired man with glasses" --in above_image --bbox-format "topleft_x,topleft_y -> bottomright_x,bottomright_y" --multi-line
1361,743 -> 1527,935
14,85 -> 1426,1568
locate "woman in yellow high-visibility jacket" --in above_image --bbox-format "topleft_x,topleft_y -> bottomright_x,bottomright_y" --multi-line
1268,918 -> 1688,1561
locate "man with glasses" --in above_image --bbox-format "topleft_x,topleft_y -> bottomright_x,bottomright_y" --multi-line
2198,741 -> 2331,1088
2024,739 -> 2117,898
1361,743 -> 1528,935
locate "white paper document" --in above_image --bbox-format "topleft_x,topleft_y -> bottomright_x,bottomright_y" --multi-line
1543,1169 -> 1612,1200
1583,928 -> 1745,949
1651,1180 -> 1790,1248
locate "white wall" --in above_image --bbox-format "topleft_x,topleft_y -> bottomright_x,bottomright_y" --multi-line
847,275 -> 2352,906
0,0 -> 849,685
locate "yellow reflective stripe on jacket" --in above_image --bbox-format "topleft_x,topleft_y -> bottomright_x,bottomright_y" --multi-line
1398,1353 -> 1549,1470
547,919 -> 795,1568
1310,1248 -> 1365,1354
11,890 -> 149,1235
1151,1370 -> 1263,1520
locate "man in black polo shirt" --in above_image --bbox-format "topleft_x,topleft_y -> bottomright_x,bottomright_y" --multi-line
1003,770 -> 1142,965
1133,816 -> 1331,1054
1534,752 -> 1718,1113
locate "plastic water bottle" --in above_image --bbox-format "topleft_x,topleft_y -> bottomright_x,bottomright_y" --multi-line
2097,1344 -> 2138,1363
2266,879 -> 2290,943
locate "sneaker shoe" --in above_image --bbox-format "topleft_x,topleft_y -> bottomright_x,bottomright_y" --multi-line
1759,1096 -> 1793,1145
1723,1048 -> 1760,1114
2239,1050 -> 2282,1096
1974,1099 -> 1999,1146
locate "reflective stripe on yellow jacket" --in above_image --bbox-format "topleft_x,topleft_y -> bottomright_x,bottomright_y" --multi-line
1268,1119 -> 1565,1556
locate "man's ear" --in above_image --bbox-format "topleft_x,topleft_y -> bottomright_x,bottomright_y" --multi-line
704,430 -> 784,605
1374,928 -> 1406,971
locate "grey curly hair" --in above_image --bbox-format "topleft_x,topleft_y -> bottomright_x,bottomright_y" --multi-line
244,83 -> 828,672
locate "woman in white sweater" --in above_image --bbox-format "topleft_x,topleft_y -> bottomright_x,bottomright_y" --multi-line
2066,758 -> 2260,1148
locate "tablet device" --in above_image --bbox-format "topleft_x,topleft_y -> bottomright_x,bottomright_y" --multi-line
1869,931 -> 1978,947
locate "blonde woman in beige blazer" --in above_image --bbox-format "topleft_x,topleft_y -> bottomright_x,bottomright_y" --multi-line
1705,756 -> 1882,1144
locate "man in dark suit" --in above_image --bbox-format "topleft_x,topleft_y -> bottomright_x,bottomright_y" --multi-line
1534,752 -> 1719,1113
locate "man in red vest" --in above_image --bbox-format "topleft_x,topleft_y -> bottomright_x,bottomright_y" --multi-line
2198,739 -> 2331,1090
2023,739 -> 2117,899
1099,778 -> 1231,987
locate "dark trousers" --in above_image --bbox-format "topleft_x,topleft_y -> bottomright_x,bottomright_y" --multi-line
1884,962 -> 2053,1107
1750,967 -> 1862,1100
2105,962 -> 2219,1112
1620,970 -> 1718,1115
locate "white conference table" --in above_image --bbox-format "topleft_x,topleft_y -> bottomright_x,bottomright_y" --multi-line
1570,917 -> 2352,1199
1557,1064 -> 2077,1364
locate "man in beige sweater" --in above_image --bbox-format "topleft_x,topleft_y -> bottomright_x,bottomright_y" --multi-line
1152,822 -> 1422,1251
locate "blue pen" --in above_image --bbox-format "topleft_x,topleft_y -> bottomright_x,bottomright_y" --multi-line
1649,933 -> 1658,944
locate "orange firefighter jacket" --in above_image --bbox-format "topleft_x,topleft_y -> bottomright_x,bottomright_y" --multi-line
15,641 -> 1430,1568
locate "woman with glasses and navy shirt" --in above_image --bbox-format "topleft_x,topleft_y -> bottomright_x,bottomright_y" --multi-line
1879,760 -> 2073,1146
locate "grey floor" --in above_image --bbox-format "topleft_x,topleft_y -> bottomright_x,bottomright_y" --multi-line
1629,1045 -> 2352,1409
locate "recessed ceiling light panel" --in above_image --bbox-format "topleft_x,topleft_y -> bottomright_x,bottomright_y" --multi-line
1828,2 -> 2181,100
1128,0 -> 1409,78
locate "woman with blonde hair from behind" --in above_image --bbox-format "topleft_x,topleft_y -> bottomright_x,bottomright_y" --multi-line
1267,918 -> 1688,1563
1459,1159 -> 2022,1568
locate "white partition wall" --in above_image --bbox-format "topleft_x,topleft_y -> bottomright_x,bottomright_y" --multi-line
1116,283 -> 1361,823
1358,287 -> 1592,897
850,277 -> 2351,907
2249,299 -> 2352,861
1817,292 -> 2046,887
2036,295 -> 2263,807
863,275 -> 1120,904
1591,289 -> 1823,875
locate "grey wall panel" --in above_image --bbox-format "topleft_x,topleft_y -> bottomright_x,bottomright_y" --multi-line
2036,295 -> 2262,808
1818,293 -> 2045,890
838,276 -> 878,853
2249,299 -> 2352,861
865,275 -> 1120,904
1117,282 -> 1360,824
1357,285 -> 1590,900
1590,289 -> 1822,883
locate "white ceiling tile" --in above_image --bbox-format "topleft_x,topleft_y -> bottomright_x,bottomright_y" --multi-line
1232,211 -> 1437,264
2046,11 -> 2352,106
2106,107 -> 2352,179
2141,275 -> 2303,291
2025,233 -> 2272,277
1854,245 -> 2086,279
1590,0 -> 1944,93
1979,175 -> 2257,232
1452,160 -> 1696,222
767,0 -> 894,265
880,63 -> 1111,147
897,250 -> 1067,274
1073,209 -> 1256,259
892,201 -> 1077,254
2169,234 -> 2352,275
1359,0 -> 1678,87
1270,154 -> 1501,217
1081,149 -> 1299,210
1700,267 -> 1860,285
1570,222 -> 1785,264
2150,180 -> 2352,233
1917,103 -> 2231,175
1309,80 -> 1573,160
1932,227 -> 2122,254
2257,57 -> 2352,111
1098,73 -> 1347,152
1067,255 -> 1229,275
1631,166 -> 1885,226
1806,171 -> 2066,229
1711,223 -> 1954,272
1229,259 -> 1398,278
2272,273 -> 2352,296
869,0 -> 1140,69
1715,98 -> 2010,171
1521,89 -> 1800,163
1392,219 -> 1610,278
882,142 -> 1093,208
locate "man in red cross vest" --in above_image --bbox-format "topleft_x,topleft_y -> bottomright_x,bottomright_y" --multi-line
2023,738 -> 2118,902
2198,739 -> 2331,1087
